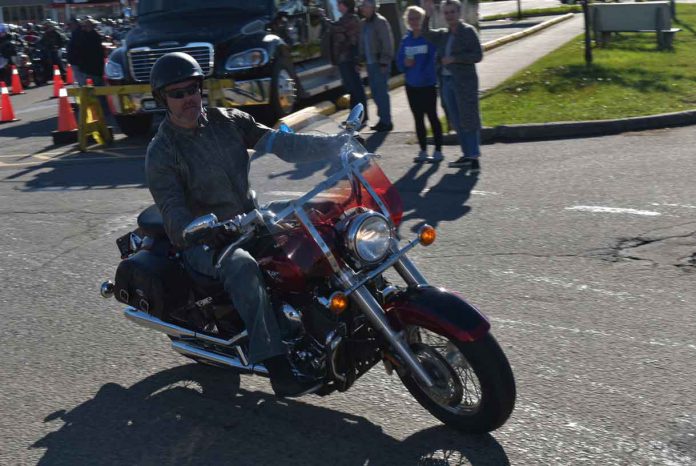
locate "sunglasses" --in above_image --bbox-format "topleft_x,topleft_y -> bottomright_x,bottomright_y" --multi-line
163,83 -> 200,99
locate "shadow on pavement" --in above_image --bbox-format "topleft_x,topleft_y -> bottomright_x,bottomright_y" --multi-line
31,364 -> 510,466
394,163 -> 478,233
0,116 -> 55,141
4,140 -> 148,191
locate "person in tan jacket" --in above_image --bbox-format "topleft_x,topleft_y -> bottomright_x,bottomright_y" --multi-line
358,0 -> 394,132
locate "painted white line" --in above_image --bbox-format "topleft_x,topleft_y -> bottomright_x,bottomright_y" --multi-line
14,102 -> 59,115
566,205 -> 661,216
651,202 -> 696,209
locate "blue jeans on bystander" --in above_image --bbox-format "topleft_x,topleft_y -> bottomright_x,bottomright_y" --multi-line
441,75 -> 480,158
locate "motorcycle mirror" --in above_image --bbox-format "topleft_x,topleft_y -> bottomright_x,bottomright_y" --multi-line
183,213 -> 219,243
344,104 -> 364,132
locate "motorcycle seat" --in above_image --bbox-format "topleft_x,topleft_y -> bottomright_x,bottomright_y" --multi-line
137,204 -> 166,238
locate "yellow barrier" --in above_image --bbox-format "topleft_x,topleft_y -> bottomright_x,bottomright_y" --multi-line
66,79 -> 236,152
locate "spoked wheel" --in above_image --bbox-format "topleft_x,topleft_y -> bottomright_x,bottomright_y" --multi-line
398,328 -> 516,433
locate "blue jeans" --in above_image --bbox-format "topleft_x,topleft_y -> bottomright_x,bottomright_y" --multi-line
339,61 -> 368,121
183,244 -> 286,364
367,63 -> 391,125
441,75 -> 480,158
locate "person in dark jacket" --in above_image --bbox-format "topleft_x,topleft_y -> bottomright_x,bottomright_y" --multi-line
396,6 -> 443,163
146,52 -> 341,398
0,23 -> 17,85
76,17 -> 104,85
66,18 -> 85,85
38,20 -> 66,79
423,0 -> 483,172
325,0 -> 368,125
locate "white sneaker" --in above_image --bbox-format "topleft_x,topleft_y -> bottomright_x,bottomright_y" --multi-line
413,149 -> 429,163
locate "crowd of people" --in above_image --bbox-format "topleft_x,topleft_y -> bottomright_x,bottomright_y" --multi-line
326,0 -> 482,171
0,16 -> 130,87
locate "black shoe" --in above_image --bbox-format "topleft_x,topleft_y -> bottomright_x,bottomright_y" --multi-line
369,122 -> 393,132
448,157 -> 473,168
469,158 -> 481,173
264,355 -> 322,398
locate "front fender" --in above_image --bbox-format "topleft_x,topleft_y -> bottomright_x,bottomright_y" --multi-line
385,286 -> 490,343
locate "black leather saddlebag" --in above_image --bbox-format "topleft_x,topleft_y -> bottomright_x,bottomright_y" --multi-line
113,250 -> 193,319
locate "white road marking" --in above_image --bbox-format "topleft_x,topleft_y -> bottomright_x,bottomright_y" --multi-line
14,103 -> 59,115
566,205 -> 661,216
651,202 -> 696,209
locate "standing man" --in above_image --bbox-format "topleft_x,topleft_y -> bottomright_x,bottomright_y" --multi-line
38,20 -> 66,79
422,0 -> 483,172
76,17 -> 104,85
66,18 -> 85,85
325,0 -> 368,126
358,0 -> 394,132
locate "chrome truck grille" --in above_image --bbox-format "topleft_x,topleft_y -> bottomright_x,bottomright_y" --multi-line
127,42 -> 214,82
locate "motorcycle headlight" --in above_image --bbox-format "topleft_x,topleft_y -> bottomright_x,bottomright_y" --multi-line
105,60 -> 124,80
345,212 -> 393,267
225,48 -> 269,71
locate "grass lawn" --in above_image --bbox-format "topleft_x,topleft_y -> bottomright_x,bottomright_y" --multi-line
479,4 -> 696,126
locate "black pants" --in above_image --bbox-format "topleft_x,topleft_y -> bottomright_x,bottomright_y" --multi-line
406,84 -> 443,151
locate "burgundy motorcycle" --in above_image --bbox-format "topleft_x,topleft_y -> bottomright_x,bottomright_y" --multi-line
100,106 -> 516,433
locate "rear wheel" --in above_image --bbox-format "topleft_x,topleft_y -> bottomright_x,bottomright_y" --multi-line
398,329 -> 516,433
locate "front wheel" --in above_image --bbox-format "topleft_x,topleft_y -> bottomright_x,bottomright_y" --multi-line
398,329 -> 516,433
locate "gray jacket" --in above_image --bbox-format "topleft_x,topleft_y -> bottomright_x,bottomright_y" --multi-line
423,18 -> 483,131
359,13 -> 394,66
145,108 -> 340,248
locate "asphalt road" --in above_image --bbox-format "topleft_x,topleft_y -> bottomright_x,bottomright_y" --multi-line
1,84 -> 695,465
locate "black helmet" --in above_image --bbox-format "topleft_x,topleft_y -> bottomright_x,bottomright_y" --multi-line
150,52 -> 204,95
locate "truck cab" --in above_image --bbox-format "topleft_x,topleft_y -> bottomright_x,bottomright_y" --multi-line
105,0 -> 404,136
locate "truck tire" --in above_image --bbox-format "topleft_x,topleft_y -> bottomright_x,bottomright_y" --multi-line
115,114 -> 154,137
268,58 -> 298,122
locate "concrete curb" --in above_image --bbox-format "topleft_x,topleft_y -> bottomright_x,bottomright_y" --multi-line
465,109 -> 696,145
280,13 -> 575,129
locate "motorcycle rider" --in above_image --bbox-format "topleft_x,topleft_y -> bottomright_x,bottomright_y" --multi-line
146,52 -> 336,397
38,20 -> 66,79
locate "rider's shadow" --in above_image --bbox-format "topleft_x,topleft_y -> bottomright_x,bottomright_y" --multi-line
31,364 -> 510,465
395,164 -> 479,234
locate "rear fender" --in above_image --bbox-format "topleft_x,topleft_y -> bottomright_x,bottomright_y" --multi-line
385,286 -> 490,343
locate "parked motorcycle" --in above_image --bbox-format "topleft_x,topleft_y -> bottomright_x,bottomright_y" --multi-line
100,106 -> 516,433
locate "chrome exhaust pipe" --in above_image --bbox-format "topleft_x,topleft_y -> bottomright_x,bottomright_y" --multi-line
123,307 -> 248,346
124,307 -> 196,339
171,341 -> 269,376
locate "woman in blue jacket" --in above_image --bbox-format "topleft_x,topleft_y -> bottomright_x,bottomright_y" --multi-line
396,6 -> 443,163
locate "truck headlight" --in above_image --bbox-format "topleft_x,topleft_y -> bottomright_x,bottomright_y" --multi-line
225,48 -> 269,71
345,212 -> 393,266
105,60 -> 124,80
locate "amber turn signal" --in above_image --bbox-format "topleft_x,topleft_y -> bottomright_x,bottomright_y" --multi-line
329,292 -> 349,314
418,225 -> 436,246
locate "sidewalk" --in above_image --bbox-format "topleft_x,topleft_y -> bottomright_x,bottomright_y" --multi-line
305,14 -> 584,135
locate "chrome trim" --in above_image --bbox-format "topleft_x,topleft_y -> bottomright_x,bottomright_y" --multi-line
123,307 -> 248,346
393,255 -> 429,287
345,236 -> 421,295
127,42 -> 214,82
350,286 -> 434,388
100,281 -> 115,299
171,341 -> 268,376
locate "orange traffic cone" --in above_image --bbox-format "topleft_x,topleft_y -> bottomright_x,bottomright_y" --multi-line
52,66 -> 64,98
52,87 -> 78,144
0,82 -> 19,123
10,66 -> 25,95
66,64 -> 74,85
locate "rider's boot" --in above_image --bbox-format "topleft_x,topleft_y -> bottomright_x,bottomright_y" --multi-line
264,355 -> 322,398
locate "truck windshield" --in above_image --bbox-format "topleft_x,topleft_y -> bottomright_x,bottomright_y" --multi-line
138,0 -> 272,16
